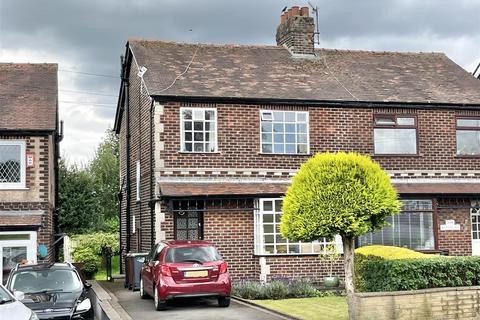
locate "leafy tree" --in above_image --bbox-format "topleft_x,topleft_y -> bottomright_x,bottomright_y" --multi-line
281,152 -> 401,319
58,160 -> 103,234
89,130 -> 119,224
58,129 -> 120,234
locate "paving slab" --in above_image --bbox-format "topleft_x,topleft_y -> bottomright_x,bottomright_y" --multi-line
99,281 -> 287,320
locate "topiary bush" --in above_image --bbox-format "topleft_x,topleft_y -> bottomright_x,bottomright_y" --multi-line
355,246 -> 480,292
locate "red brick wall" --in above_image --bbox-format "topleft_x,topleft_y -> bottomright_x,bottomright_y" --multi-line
266,256 -> 344,282
159,103 -> 480,172
437,198 -> 472,256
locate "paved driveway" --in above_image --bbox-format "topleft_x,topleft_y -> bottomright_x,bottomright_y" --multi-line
100,281 -> 286,320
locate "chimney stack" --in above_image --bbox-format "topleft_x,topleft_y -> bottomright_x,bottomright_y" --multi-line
276,6 -> 315,56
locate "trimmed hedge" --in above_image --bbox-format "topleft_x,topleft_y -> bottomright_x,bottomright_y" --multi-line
358,257 -> 480,292
355,245 -> 480,292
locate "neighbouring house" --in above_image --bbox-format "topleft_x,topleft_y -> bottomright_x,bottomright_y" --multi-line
114,6 -> 480,281
0,63 -> 61,283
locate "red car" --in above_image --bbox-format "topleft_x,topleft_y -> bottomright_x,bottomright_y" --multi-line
139,240 -> 231,311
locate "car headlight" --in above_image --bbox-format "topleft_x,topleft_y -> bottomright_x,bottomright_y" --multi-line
29,311 -> 39,320
75,298 -> 91,313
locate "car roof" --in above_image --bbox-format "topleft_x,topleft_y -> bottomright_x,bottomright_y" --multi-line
14,262 -> 75,272
163,240 -> 215,248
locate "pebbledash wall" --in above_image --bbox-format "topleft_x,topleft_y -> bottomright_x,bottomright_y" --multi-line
118,76 -> 480,280
0,135 -> 55,262
355,286 -> 480,320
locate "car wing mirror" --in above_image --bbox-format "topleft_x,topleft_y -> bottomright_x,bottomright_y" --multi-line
84,282 -> 92,290
14,291 -> 25,301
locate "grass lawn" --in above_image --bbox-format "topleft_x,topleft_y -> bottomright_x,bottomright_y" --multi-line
252,296 -> 348,320
94,255 -> 120,280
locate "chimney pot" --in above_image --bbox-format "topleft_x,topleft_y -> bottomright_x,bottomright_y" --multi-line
286,8 -> 292,18
280,13 -> 286,23
300,7 -> 309,17
291,6 -> 300,16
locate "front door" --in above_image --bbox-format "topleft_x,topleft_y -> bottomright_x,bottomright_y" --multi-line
0,231 -> 37,284
174,211 -> 203,240
471,205 -> 480,255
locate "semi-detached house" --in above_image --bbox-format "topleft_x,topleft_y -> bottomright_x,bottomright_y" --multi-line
0,63 -> 60,283
114,7 -> 480,281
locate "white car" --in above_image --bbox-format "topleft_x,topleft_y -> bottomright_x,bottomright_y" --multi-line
0,284 -> 37,320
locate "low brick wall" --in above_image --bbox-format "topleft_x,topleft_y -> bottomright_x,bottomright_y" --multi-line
355,286 -> 480,320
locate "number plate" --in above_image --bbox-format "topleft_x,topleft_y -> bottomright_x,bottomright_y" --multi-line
184,270 -> 208,278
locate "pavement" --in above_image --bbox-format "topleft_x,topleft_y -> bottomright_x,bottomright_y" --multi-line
99,281 -> 287,320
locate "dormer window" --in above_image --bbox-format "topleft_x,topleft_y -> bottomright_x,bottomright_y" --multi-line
180,108 -> 217,153
0,140 -> 26,189
374,115 -> 417,155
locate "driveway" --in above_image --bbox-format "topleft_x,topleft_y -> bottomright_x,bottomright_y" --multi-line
100,281 -> 287,320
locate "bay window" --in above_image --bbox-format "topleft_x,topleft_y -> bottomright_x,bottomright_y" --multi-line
358,199 -> 434,250
254,198 -> 342,255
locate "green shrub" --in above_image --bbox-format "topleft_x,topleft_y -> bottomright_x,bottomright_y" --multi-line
357,255 -> 480,292
72,232 -> 119,255
234,279 -> 320,300
72,247 -> 101,275
233,281 -> 265,300
263,281 -> 289,300
288,279 -> 319,298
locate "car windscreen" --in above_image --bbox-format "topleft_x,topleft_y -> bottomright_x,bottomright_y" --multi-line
0,286 -> 12,301
165,246 -> 222,263
11,269 -> 82,293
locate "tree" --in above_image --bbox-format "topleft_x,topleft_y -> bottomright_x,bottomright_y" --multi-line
58,160 -> 103,234
89,129 -> 120,230
280,152 -> 401,319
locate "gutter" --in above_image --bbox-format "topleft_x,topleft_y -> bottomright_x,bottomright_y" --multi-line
151,95 -> 480,111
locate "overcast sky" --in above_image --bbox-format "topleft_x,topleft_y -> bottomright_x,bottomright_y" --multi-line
1,0 -> 479,164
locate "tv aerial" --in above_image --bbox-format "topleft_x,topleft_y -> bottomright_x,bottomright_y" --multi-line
307,1 -> 320,46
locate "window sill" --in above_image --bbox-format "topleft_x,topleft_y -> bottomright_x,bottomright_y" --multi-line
258,153 -> 312,156
0,187 -> 29,191
178,151 -> 221,155
455,154 -> 480,158
373,154 -> 420,157
254,253 -> 343,257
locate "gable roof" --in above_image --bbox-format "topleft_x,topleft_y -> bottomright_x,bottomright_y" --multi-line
129,39 -> 480,105
0,63 -> 58,131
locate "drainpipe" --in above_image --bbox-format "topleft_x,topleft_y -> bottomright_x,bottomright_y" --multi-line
149,99 -> 155,247
123,62 -> 132,255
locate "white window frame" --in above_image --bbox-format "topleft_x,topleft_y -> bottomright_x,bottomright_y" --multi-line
136,160 -> 140,202
254,198 -> 342,255
180,107 -> 218,153
0,231 -> 37,284
259,110 -> 310,155
0,140 -> 26,189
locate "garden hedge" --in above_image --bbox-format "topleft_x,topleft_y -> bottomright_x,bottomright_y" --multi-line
355,245 -> 480,292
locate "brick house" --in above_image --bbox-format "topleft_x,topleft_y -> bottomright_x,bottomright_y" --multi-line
114,7 -> 480,281
0,63 -> 61,283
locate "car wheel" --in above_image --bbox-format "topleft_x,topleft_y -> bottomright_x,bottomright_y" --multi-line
140,278 -> 148,299
218,296 -> 230,308
154,284 -> 167,311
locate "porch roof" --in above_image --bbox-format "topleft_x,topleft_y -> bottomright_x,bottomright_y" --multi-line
159,182 -> 480,198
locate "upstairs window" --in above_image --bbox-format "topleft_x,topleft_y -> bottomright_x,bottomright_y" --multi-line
0,141 -> 26,189
374,115 -> 417,155
260,111 -> 309,154
180,108 -> 217,153
456,117 -> 480,155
